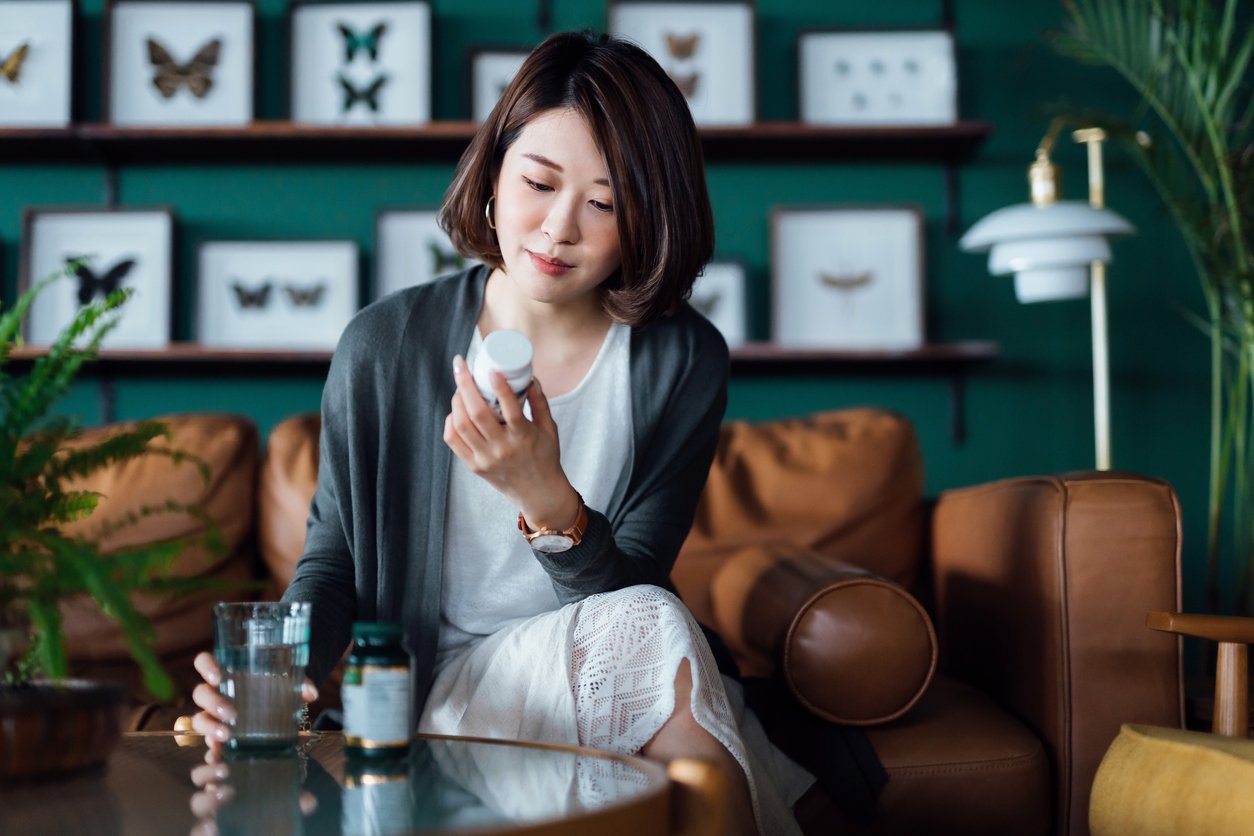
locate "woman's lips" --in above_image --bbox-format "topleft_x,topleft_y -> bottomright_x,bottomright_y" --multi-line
528,250 -> 572,276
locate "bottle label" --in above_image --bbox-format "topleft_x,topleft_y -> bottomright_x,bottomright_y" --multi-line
343,665 -> 411,747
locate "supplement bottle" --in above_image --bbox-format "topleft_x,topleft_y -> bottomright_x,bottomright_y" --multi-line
342,622 -> 412,756
471,329 -> 533,420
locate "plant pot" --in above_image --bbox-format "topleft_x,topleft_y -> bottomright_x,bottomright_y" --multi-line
0,679 -> 124,780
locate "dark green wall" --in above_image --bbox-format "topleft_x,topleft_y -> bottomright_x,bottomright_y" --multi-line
2,2 -> 1217,610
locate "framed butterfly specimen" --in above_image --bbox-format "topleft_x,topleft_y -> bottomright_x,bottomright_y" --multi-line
771,206 -> 924,351
104,0 -> 254,126
197,240 -> 359,350
374,208 -> 480,302
0,0 -> 75,127
289,0 -> 430,127
19,207 -> 176,349
798,29 -> 957,127
466,46 -> 529,124
607,0 -> 755,127
690,260 -> 749,348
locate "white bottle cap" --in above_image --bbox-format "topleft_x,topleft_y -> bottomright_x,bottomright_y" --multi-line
481,330 -> 533,378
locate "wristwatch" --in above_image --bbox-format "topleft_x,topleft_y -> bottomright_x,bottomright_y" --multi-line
518,495 -> 587,554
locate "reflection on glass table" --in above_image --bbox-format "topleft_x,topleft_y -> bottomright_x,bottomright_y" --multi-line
0,732 -> 670,835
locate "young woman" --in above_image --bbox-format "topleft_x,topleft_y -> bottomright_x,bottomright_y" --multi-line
191,30 -> 813,835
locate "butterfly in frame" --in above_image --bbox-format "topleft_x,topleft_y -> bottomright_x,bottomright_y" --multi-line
147,36 -> 221,99
66,256 -> 137,306
230,281 -> 272,309
337,72 -> 388,113
1,41 -> 30,84
429,241 -> 465,275
819,271 -> 874,290
336,21 -> 387,63
690,292 -> 721,319
664,32 -> 699,60
668,71 -> 698,98
283,283 -> 325,308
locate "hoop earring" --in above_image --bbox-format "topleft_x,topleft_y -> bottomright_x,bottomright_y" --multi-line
485,196 -> 497,230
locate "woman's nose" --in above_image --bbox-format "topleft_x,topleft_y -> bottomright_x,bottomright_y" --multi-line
541,198 -> 579,244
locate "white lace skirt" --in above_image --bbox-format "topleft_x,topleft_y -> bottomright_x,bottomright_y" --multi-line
419,584 -> 815,836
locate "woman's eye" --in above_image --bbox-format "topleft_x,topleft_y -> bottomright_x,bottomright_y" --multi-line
522,176 -> 552,192
591,200 -> 614,213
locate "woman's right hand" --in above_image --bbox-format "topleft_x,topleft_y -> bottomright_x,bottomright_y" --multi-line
190,651 -> 319,752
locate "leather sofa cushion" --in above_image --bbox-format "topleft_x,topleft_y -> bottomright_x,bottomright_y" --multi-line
56,414 -> 259,692
712,546 -> 936,723
809,676 -> 1052,836
258,413 -> 321,591
675,409 -> 923,628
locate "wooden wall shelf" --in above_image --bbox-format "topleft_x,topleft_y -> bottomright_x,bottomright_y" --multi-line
0,121 -> 991,164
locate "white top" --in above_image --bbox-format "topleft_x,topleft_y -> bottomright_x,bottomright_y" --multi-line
437,322 -> 633,662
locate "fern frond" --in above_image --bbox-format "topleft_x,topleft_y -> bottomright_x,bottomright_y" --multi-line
46,421 -> 170,483
22,595 -> 68,681
2,288 -> 130,441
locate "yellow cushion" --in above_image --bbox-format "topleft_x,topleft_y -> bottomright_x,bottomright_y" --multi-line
1090,723 -> 1254,836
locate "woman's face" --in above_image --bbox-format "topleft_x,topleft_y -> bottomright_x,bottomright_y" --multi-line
491,107 -> 622,308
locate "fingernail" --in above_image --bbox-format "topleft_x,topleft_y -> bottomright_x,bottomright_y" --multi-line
214,786 -> 234,803
216,704 -> 236,723
215,727 -> 231,742
453,355 -> 465,373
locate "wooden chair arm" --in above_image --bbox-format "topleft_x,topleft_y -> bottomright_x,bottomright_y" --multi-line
1148,610 -> 1254,738
1147,611 -> 1254,644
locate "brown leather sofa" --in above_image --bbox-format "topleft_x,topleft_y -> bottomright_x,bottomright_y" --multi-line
62,409 -> 1184,836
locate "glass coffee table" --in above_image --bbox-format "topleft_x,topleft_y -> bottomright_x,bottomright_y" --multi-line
0,731 -> 672,835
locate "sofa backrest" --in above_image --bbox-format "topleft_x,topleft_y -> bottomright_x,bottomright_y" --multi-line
59,413 -> 258,701
673,408 -> 924,627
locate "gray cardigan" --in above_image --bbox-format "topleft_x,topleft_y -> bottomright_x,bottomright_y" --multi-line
283,265 -> 730,712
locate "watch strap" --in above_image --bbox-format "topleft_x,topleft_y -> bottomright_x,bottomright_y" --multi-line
518,494 -> 587,547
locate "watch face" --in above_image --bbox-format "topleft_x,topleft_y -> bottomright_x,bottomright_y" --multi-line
530,533 -> 574,553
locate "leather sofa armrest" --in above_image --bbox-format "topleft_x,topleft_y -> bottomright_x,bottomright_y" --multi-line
710,545 -> 937,725
930,471 -> 1183,836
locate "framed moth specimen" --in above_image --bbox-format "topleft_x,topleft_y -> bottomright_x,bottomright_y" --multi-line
771,206 -> 924,350
197,240 -> 359,350
607,0 -> 755,126
374,207 -> 478,301
20,206 -> 176,349
104,0 -> 255,126
288,0 -> 431,126
0,0 -> 75,127
798,29 -> 957,127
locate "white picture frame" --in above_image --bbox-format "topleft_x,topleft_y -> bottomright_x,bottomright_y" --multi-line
106,0 -> 255,127
374,208 -> 478,301
798,29 -> 957,127
0,0 -> 75,127
690,260 -> 747,347
21,207 -> 175,350
197,240 -> 359,350
608,0 -> 755,127
772,206 -> 924,350
468,46 -> 528,123
289,0 -> 430,127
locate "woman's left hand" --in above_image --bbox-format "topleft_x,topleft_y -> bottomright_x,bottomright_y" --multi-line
444,355 -> 582,532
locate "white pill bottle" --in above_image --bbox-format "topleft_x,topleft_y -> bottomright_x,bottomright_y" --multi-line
472,329 -> 534,420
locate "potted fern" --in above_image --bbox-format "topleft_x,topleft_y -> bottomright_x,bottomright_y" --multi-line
0,265 -> 221,778
1053,0 -> 1253,614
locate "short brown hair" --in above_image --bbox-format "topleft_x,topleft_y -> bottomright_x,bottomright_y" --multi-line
440,30 -> 714,327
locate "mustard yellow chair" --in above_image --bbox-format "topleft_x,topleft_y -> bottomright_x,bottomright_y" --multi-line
1090,612 -> 1254,836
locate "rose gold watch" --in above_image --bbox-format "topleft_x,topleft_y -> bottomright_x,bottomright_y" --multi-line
518,495 -> 587,554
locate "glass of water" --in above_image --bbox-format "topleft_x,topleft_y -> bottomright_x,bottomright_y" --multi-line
213,601 -> 312,750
